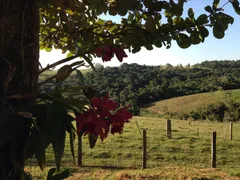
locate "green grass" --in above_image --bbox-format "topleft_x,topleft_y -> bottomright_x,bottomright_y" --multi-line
145,89 -> 240,115
26,116 -> 240,179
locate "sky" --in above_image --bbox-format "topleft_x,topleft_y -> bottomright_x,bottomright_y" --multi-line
40,0 -> 240,68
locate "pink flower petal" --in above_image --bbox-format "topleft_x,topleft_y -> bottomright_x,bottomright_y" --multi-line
90,97 -> 102,108
95,47 -> 103,57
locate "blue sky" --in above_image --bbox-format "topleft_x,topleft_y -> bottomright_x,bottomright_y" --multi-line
40,1 -> 240,68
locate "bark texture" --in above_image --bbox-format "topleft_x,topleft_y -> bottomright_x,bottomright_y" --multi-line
0,0 -> 39,179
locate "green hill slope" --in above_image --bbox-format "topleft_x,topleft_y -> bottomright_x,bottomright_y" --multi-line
146,89 -> 240,115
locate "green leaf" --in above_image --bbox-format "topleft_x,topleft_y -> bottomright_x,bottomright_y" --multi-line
213,0 -> 220,10
121,18 -> 128,24
76,69 -> 85,85
52,125 -> 66,171
196,14 -> 209,24
188,8 -> 194,19
217,12 -> 234,25
134,10 -> 141,23
66,52 -> 73,58
132,46 -> 141,54
45,46 -> 52,52
117,7 -> 127,16
164,9 -> 173,18
41,102 -> 67,148
213,24 -> 225,39
153,36 -> 163,48
128,13 -> 134,22
54,61 -> 84,84
205,6 -> 212,13
55,65 -> 73,83
173,17 -> 181,25
82,54 -> 96,71
144,44 -> 153,50
24,127 -> 42,161
65,9 -> 75,15
35,148 -> 46,171
52,169 -> 70,179
198,26 -> 209,40
231,1 -> 240,15
190,30 -> 202,45
145,16 -> 156,33
171,4 -> 183,17
68,127 -> 76,165
22,104 -> 48,161
35,102 -> 67,171
48,97 -> 87,112
143,0 -> 154,9
47,168 -> 56,180
88,134 -> 98,149
109,4 -> 117,16
176,33 -> 191,49
64,115 -> 76,131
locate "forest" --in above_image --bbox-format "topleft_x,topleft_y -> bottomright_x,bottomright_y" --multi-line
41,60 -> 240,116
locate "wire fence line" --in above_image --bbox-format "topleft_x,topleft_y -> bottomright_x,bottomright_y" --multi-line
25,119 -> 240,175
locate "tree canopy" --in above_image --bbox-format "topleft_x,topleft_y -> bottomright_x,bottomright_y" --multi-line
39,0 -> 240,69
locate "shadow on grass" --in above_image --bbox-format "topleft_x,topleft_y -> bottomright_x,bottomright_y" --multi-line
140,102 -> 156,108
79,165 -> 139,170
26,163 -> 139,172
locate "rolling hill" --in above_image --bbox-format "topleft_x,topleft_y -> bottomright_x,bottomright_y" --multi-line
145,89 -> 240,115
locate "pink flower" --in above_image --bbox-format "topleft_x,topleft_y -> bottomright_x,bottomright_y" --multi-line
91,93 -> 118,118
112,48 -> 128,62
75,93 -> 132,142
110,107 -> 133,134
95,46 -> 128,62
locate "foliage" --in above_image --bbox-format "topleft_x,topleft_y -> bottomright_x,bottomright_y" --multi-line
188,100 -> 240,122
39,0 -> 239,58
46,168 -> 70,180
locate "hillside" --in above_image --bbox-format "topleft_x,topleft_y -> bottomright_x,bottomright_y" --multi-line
145,89 -> 240,121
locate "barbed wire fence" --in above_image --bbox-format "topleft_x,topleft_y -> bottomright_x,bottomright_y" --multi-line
25,120 -> 240,178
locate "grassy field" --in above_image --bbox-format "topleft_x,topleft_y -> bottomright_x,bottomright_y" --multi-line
145,89 -> 240,115
26,116 -> 240,179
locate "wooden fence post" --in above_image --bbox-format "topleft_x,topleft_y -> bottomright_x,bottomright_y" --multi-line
142,129 -> 147,169
197,128 -> 199,139
230,121 -> 233,140
78,133 -> 83,167
166,119 -> 172,139
211,131 -> 217,168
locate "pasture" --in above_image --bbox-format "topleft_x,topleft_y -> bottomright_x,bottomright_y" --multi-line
145,89 -> 240,115
26,117 -> 240,179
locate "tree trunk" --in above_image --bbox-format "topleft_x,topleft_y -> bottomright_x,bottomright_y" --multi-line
0,0 -> 39,179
